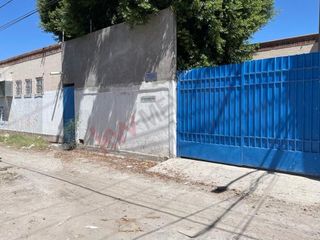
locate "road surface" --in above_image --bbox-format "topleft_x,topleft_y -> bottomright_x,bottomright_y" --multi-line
0,145 -> 319,240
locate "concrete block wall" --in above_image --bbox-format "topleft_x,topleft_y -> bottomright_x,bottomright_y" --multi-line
63,8 -> 177,157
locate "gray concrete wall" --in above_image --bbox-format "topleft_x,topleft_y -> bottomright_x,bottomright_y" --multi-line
63,9 -> 177,157
62,8 -> 176,89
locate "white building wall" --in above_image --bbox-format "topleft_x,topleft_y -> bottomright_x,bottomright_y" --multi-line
0,91 -> 63,137
75,81 -> 176,157
0,51 -> 63,141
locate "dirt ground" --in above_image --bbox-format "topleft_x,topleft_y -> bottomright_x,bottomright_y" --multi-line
0,145 -> 319,240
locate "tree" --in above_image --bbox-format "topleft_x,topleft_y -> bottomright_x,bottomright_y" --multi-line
38,0 -> 274,69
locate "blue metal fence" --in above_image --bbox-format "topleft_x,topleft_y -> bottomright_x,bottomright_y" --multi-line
177,52 -> 320,177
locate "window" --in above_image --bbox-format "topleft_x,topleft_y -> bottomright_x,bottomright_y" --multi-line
16,80 -> 22,97
0,107 -> 4,122
25,79 -> 32,97
36,77 -> 43,96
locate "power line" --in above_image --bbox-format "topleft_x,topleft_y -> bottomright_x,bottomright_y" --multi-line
0,0 -> 15,10
0,9 -> 38,31
0,0 -> 60,32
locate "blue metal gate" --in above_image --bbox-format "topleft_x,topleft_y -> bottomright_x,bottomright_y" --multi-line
177,52 -> 320,177
63,85 -> 75,145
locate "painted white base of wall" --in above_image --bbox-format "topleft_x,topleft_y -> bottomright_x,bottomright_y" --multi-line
0,90 -> 64,138
75,81 -> 176,157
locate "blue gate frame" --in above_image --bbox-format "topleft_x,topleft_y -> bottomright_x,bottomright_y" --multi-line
177,53 -> 320,177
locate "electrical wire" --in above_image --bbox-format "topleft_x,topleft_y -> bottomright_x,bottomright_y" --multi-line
0,0 -> 15,10
0,0 -> 60,32
0,9 -> 38,31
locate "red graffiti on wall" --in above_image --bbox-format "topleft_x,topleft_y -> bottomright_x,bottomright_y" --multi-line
89,113 -> 136,152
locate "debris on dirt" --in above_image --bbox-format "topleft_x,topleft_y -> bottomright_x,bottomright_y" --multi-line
0,168 -> 19,184
118,217 -> 142,233
53,149 -> 218,192
144,212 -> 161,219
0,166 -> 13,171
53,149 -> 158,174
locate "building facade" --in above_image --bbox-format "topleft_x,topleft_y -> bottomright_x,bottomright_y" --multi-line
0,44 -> 64,142
254,34 -> 319,59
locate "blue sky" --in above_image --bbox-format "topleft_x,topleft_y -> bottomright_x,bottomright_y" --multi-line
0,0 -> 55,60
253,0 -> 319,43
0,0 -> 318,60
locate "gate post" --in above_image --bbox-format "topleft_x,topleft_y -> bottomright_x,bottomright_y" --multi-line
176,72 -> 181,157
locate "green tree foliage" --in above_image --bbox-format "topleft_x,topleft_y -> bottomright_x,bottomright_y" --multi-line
38,0 -> 274,69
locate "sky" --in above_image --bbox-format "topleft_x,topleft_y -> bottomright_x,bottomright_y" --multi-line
252,0 -> 319,43
0,0 -> 319,60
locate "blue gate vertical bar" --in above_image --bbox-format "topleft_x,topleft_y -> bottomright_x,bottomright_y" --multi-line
240,62 -> 245,164
177,52 -> 320,177
177,72 -> 182,157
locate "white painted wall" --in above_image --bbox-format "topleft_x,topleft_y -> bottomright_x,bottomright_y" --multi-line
0,51 -> 63,140
0,67 -> 12,81
0,90 -> 63,138
75,81 -> 176,157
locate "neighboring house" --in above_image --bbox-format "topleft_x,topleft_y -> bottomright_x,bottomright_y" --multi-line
253,34 -> 319,59
0,44 -> 64,142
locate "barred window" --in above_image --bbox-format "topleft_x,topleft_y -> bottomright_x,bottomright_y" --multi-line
16,80 -> 22,97
36,77 -> 43,95
25,79 -> 32,97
